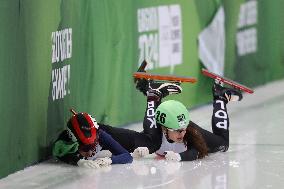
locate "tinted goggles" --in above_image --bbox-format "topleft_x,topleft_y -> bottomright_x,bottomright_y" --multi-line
166,128 -> 186,133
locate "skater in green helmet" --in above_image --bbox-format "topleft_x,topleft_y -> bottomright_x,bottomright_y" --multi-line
91,63 -> 243,162
129,63 -> 243,161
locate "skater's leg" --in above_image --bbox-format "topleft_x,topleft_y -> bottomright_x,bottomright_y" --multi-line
210,80 -> 243,151
212,94 -> 230,140
142,82 -> 183,144
211,98 -> 230,151
142,81 -> 182,134
142,96 -> 161,137
189,81 -> 243,153
99,124 -> 141,152
99,124 -> 162,153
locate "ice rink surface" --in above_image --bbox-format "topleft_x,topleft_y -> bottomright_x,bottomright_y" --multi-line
1,79 -> 284,189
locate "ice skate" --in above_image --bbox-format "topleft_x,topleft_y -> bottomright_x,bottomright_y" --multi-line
202,68 -> 254,94
147,82 -> 182,101
134,61 -> 183,97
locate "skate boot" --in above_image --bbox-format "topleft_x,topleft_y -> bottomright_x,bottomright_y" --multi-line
135,78 -> 149,96
147,81 -> 182,101
134,63 -> 182,98
212,79 -> 243,103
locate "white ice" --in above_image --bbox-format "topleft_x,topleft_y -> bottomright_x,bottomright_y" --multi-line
1,79 -> 284,189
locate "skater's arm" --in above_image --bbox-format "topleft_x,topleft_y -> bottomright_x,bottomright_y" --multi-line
99,130 -> 133,164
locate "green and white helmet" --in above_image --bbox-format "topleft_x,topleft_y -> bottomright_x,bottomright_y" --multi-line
155,100 -> 190,130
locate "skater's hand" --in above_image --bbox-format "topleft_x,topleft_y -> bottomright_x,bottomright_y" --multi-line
164,151 -> 181,161
77,159 -> 100,169
93,157 -> 112,167
77,157 -> 112,168
132,147 -> 149,158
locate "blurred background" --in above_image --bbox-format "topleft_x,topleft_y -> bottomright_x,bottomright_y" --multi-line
0,0 -> 283,179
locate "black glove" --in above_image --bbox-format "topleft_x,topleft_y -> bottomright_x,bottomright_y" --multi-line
135,78 -> 149,96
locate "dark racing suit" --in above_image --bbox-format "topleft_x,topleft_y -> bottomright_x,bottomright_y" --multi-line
99,97 -> 230,161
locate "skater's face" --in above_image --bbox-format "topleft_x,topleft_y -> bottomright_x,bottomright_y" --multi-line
164,128 -> 186,143
78,142 -> 98,157
79,149 -> 94,157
